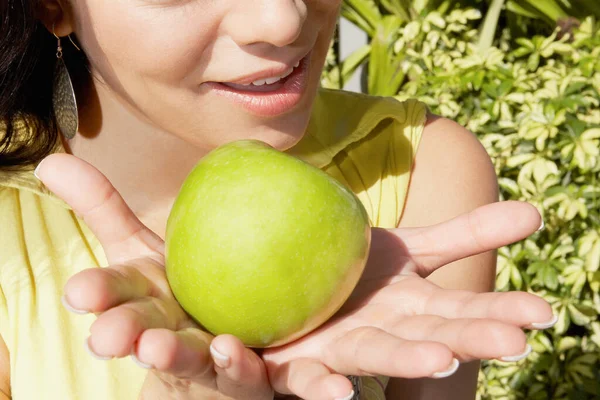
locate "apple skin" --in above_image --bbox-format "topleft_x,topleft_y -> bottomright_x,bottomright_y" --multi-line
165,139 -> 371,348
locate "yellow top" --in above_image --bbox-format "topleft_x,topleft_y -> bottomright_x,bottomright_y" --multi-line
0,88 -> 427,399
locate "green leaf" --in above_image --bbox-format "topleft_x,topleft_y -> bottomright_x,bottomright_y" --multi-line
525,0 -> 568,22
510,264 -> 524,289
506,1 -> 547,19
478,0 -> 505,53
528,52 -> 541,71
572,270 -> 587,296
589,271 -> 600,293
568,304 -> 595,325
341,0 -> 382,36
583,235 -> 600,272
555,305 -> 570,334
368,16 -> 406,96
402,20 -> 421,41
497,262 -> 511,290
557,336 -> 579,352
339,45 -> 372,87
527,260 -> 544,274
569,363 -> 596,380
516,37 -> 535,50
426,11 -> 446,29
506,153 -> 535,168
574,353 -> 599,365
498,177 -> 521,196
379,0 -> 412,21
540,264 -> 559,289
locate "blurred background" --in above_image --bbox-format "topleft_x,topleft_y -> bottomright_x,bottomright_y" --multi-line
321,1 -> 600,399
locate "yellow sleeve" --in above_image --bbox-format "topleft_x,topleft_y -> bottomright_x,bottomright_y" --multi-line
0,185 -> 146,399
0,285 -> 7,345
317,97 -> 426,399
322,98 -> 427,229
0,187 -> 16,348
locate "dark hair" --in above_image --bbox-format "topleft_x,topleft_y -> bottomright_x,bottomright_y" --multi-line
0,1 -> 60,171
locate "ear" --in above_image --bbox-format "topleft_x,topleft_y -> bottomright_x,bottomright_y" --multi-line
37,0 -> 75,37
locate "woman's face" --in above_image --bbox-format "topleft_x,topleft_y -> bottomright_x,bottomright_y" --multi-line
67,0 -> 341,151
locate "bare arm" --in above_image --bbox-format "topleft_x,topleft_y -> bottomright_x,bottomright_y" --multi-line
0,334 -> 10,399
386,115 -> 499,399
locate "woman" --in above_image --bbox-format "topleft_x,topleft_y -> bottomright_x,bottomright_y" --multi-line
0,1 -> 556,399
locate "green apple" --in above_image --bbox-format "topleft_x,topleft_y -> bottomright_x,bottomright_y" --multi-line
165,139 -> 371,348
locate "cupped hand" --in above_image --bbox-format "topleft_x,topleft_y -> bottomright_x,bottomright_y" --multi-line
35,154 -> 274,400
36,154 -> 556,400
263,202 -> 556,398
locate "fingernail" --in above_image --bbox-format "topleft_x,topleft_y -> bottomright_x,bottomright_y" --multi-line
84,337 -> 112,361
431,358 -> 460,379
130,349 -> 153,369
210,344 -> 231,369
500,344 -> 532,362
536,219 -> 545,232
61,295 -> 89,315
334,390 -> 355,400
530,314 -> 558,330
33,159 -> 46,180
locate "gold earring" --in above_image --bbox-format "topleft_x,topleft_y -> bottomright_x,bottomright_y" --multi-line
52,24 -> 80,140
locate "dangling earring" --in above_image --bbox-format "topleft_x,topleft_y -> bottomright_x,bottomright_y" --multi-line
52,24 -> 81,140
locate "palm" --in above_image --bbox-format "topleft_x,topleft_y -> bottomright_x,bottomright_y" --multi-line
37,154 -> 272,400
266,229 -> 421,360
263,216 -> 554,383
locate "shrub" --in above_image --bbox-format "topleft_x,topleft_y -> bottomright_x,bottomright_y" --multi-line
323,5 -> 600,399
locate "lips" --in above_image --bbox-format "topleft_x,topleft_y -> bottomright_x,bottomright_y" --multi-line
221,61 -> 300,93
220,52 -> 307,86
205,51 -> 313,117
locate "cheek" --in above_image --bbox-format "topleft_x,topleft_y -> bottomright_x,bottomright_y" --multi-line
74,3 -> 215,83
313,0 -> 342,20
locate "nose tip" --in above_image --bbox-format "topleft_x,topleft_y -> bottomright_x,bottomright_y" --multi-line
224,0 -> 308,48
261,4 -> 306,46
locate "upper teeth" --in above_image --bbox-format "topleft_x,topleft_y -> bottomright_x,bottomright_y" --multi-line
251,62 -> 300,86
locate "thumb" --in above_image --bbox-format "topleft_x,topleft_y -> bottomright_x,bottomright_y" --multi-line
34,153 -> 164,264
210,335 -> 274,400
396,201 -> 542,277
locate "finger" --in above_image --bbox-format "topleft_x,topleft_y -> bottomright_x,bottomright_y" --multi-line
268,358 -> 354,400
388,315 -> 529,363
421,285 -> 556,330
87,297 -> 185,358
34,154 -> 164,263
133,328 -> 214,379
63,259 -> 173,314
372,277 -> 556,330
397,201 -> 542,276
63,260 -> 167,313
323,327 -> 457,379
210,335 -> 274,400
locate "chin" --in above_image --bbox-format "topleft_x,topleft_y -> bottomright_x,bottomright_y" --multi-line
250,127 -> 306,152
242,101 -> 313,152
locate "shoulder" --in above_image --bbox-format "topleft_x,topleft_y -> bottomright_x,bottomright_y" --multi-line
0,184 -> 75,270
0,185 -> 28,289
398,114 -> 499,293
399,114 -> 498,228
420,115 -> 497,185
0,184 -> 105,304
423,115 -> 498,198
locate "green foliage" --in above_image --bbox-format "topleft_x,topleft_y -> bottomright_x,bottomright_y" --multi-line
504,0 -> 600,26
323,2 -> 600,398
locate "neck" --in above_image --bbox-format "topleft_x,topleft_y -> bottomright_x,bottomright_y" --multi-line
66,83 -> 208,239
